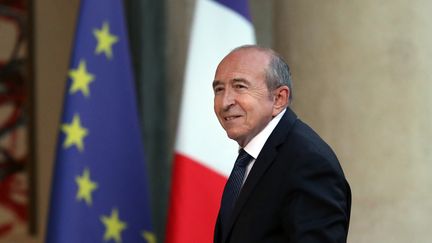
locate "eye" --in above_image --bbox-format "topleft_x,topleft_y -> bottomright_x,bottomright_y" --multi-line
234,84 -> 247,89
213,86 -> 224,94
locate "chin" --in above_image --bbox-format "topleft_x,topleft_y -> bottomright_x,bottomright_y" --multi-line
226,132 -> 236,140
226,131 -> 239,140
226,132 -> 244,145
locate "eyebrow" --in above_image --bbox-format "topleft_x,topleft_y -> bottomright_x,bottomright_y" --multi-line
212,78 -> 251,88
232,78 -> 250,85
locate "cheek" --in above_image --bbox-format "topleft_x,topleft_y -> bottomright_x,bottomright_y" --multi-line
213,98 -> 220,114
246,102 -> 273,123
214,96 -> 223,109
213,102 -> 217,114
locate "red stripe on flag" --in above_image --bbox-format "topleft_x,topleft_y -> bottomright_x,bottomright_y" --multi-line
166,153 -> 227,243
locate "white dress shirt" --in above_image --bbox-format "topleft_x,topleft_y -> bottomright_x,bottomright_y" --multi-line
241,108 -> 287,184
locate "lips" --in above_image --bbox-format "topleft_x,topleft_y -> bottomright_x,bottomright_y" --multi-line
224,115 -> 241,121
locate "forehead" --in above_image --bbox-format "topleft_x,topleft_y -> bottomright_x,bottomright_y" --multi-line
214,49 -> 270,81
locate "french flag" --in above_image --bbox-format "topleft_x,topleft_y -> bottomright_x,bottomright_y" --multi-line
166,0 -> 255,242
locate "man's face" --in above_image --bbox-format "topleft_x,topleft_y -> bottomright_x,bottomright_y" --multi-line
213,49 -> 277,147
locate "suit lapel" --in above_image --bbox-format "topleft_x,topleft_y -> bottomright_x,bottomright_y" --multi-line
221,108 -> 298,242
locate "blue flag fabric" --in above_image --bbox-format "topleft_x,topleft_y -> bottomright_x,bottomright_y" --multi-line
213,0 -> 252,21
46,1 -> 155,243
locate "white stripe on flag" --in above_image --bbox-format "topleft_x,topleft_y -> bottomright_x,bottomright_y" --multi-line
175,0 -> 255,177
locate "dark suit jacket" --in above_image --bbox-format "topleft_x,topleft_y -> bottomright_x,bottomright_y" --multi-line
214,108 -> 351,243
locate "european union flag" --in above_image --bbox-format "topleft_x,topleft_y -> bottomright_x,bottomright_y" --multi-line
46,0 -> 155,242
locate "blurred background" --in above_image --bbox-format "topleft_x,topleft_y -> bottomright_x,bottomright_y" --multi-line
1,0 -> 431,242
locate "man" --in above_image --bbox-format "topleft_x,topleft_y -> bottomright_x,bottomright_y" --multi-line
212,45 -> 351,243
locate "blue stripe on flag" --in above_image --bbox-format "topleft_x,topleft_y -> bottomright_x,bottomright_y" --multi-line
212,0 -> 252,22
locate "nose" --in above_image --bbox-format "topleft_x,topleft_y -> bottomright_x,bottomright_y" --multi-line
222,88 -> 235,111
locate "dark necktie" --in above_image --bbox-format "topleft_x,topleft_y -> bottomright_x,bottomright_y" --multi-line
220,149 -> 253,234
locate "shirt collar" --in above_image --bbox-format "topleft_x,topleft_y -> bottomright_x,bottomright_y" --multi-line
243,108 -> 286,159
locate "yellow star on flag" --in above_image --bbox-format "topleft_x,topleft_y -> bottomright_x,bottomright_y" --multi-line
93,22 -> 119,59
61,114 -> 89,152
100,208 -> 127,243
142,231 -> 157,243
75,168 -> 98,206
68,59 -> 95,97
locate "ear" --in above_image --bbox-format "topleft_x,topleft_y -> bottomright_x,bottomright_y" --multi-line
272,86 -> 290,116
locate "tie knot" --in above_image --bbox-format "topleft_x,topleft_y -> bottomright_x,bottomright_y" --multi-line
235,149 -> 252,167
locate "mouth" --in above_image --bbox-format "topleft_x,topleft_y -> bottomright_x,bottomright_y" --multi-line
224,115 -> 241,121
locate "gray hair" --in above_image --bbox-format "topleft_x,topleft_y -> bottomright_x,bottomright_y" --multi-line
231,45 -> 293,102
